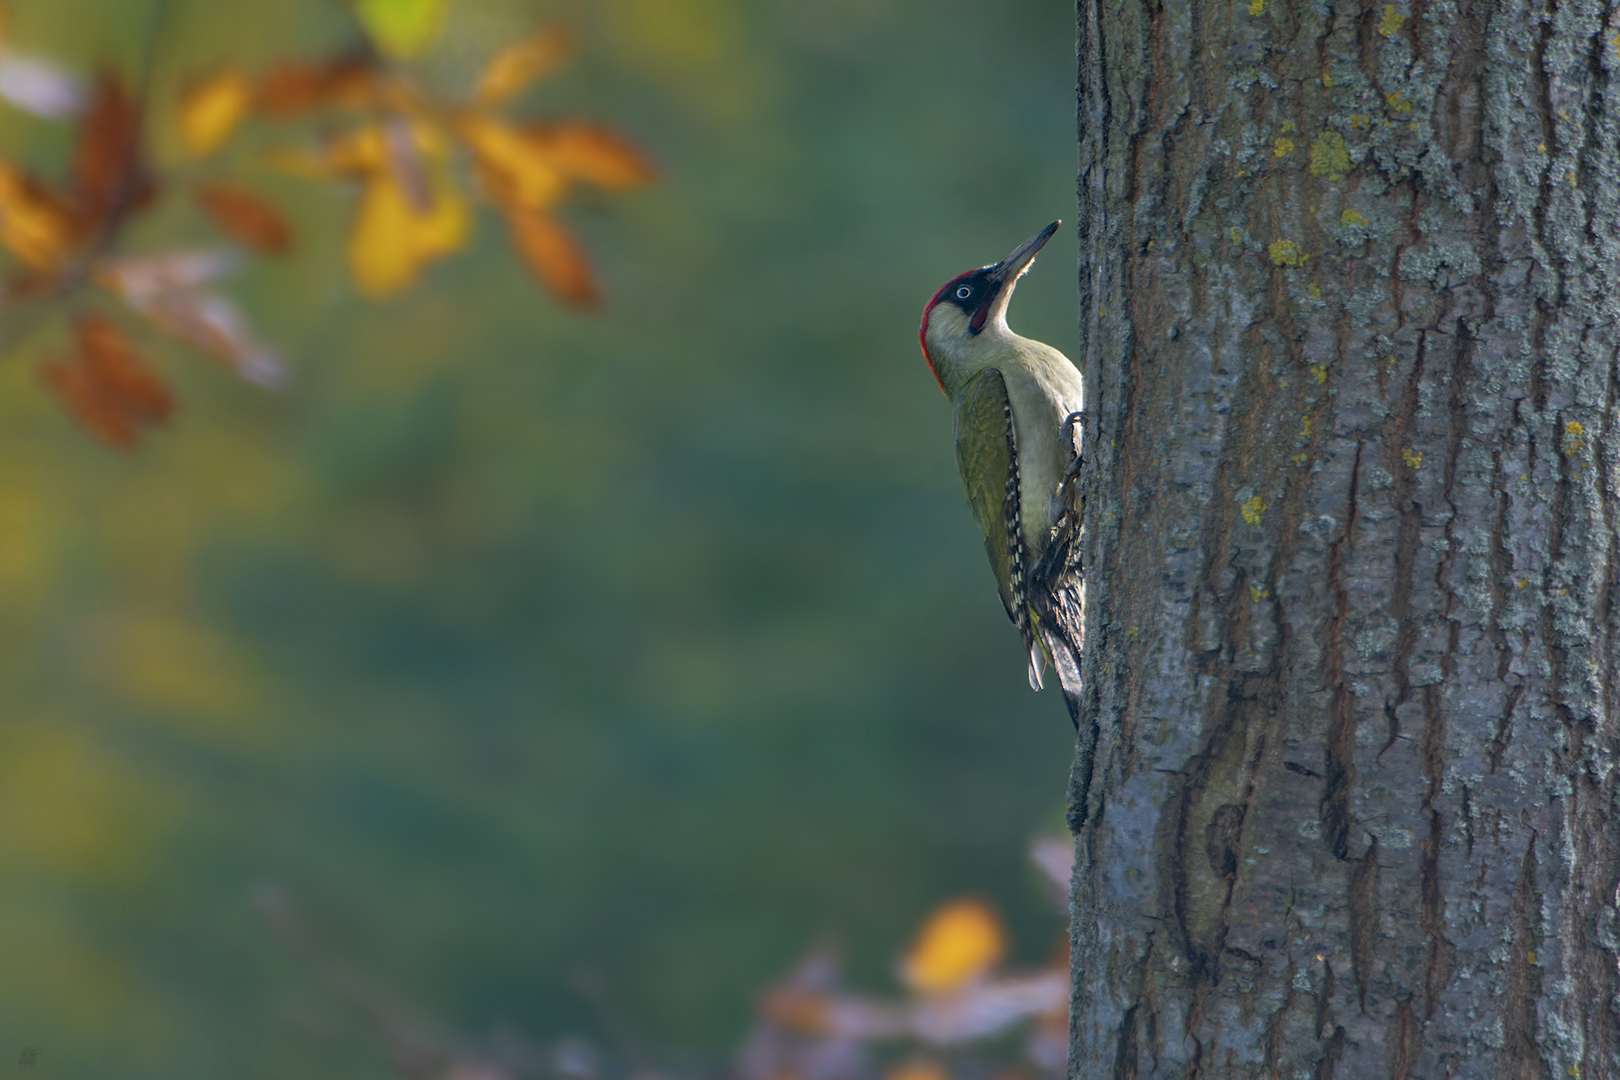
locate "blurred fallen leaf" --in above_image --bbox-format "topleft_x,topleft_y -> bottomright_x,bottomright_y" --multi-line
68,70 -> 151,239
195,184 -> 292,253
99,249 -> 282,386
354,0 -> 447,59
461,115 -> 567,209
40,313 -> 172,448
0,161 -> 71,269
179,69 -> 250,156
886,1058 -> 950,1080
252,55 -> 374,116
505,208 -> 595,307
523,123 -> 657,190
900,900 -> 1005,994
0,49 -> 84,118
348,168 -> 467,297
472,26 -> 569,106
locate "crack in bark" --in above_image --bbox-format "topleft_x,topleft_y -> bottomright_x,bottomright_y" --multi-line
1502,832 -> 1544,1078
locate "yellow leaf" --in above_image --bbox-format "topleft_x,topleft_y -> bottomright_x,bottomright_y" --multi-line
886,1061 -> 950,1080
524,123 -> 657,189
0,162 -> 70,269
355,0 -> 447,59
179,70 -> 250,156
474,26 -> 569,105
899,898 -> 1005,993
461,115 -> 567,208
348,169 -> 467,297
506,208 -> 597,306
270,120 -> 444,179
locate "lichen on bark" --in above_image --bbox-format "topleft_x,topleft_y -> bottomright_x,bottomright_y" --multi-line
1069,1 -> 1620,1077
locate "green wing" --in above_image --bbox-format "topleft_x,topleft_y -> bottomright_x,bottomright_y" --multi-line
953,367 -> 1023,627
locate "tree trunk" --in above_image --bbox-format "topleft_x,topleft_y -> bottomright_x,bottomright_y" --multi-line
1066,1 -> 1620,1077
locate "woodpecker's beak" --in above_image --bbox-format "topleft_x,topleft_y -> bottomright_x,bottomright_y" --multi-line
991,221 -> 1059,288
971,221 -> 1059,333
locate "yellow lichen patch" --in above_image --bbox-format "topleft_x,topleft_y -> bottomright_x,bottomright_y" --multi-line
1386,90 -> 1413,112
1274,136 -> 1295,157
1537,141 -> 1548,154
1563,419 -> 1586,456
1229,226 -> 1244,243
1308,284 -> 1321,298
1348,113 -> 1371,129
1310,364 -> 1327,383
1248,0 -> 1265,14
1240,495 -> 1265,525
1322,71 -> 1336,87
1299,414 -> 1313,437
1377,5 -> 1406,36
1402,447 -> 1422,469
1281,120 -> 1297,133
1568,170 -> 1578,188
1249,583 -> 1269,602
1341,208 -> 1367,226
1293,452 -> 1310,465
1268,238 -> 1306,266
1517,578 -> 1529,589
1309,132 -> 1350,179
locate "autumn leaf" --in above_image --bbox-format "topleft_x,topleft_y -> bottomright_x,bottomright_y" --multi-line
885,1060 -> 950,1080
252,55 -> 374,116
505,208 -> 595,307
195,184 -> 291,253
0,50 -> 85,119
522,123 -> 656,190
68,70 -> 151,238
354,0 -> 446,59
98,250 -> 283,386
472,26 -> 569,106
0,161 -> 71,269
41,313 -> 173,448
179,69 -> 250,156
899,899 -> 1005,994
348,168 -> 467,297
460,115 -> 566,209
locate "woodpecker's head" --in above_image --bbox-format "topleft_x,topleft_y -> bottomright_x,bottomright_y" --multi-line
918,221 -> 1059,394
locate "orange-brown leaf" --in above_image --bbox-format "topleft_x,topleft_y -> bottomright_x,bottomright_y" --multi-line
179,69 -> 250,156
0,161 -> 72,269
472,26 -> 569,105
899,899 -> 1005,993
42,314 -> 173,448
505,208 -> 596,307
69,70 -> 152,234
252,55 -> 374,116
522,123 -> 656,190
195,184 -> 292,253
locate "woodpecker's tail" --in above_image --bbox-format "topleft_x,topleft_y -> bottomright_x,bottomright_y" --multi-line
1027,640 -> 1045,691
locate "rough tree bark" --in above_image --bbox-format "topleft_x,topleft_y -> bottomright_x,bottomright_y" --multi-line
1066,1 -> 1620,1077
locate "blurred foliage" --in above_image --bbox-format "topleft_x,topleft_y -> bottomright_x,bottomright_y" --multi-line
0,1 -> 1079,1078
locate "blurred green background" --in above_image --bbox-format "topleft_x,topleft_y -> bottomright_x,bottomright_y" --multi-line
0,1 -> 1078,1076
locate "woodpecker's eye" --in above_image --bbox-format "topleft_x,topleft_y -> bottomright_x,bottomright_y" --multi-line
955,285 -> 972,300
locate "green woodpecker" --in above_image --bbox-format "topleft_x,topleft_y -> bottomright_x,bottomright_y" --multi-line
919,221 -> 1083,690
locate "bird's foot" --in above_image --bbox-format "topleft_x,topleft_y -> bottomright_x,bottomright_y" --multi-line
1060,410 -> 1086,483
